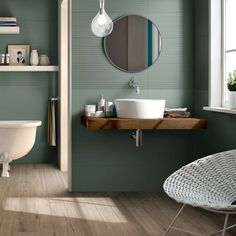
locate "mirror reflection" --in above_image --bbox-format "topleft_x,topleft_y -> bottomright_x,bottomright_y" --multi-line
104,15 -> 162,73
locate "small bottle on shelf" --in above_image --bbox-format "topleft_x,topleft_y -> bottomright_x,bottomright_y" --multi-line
30,50 -> 39,66
5,54 -> 10,65
97,94 -> 105,117
105,101 -> 114,117
0,54 -> 5,65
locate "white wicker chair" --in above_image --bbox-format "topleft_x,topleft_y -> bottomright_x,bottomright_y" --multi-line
163,149 -> 236,236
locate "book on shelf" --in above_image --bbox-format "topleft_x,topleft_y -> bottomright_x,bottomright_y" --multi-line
0,17 -> 17,27
0,26 -> 20,34
0,22 -> 17,26
0,17 -> 17,22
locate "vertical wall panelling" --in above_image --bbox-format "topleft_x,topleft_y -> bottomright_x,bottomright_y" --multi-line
0,0 -> 58,163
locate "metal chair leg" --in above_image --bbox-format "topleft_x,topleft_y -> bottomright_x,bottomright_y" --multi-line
163,204 -> 186,236
210,213 -> 230,236
222,214 -> 229,236
211,224 -> 236,236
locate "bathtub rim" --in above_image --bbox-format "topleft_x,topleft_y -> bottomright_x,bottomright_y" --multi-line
0,120 -> 42,128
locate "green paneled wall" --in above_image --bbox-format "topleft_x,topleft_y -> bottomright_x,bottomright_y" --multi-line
72,0 -> 197,192
0,0 -> 58,163
194,0 -> 236,157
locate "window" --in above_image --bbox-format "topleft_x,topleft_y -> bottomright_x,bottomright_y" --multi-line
223,0 -> 236,106
205,0 -> 236,114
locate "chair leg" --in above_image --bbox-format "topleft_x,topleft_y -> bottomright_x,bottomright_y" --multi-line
163,204 -> 186,236
210,213 -> 230,236
222,214 -> 229,236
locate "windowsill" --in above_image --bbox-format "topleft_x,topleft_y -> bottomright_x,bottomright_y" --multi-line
203,106 -> 236,114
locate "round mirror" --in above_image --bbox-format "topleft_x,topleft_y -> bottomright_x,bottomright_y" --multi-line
104,15 -> 162,73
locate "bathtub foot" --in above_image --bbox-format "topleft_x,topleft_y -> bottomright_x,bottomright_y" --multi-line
2,163 -> 9,177
0,152 -> 11,178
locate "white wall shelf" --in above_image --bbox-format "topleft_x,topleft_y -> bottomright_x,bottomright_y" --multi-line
0,26 -> 20,34
0,65 -> 59,72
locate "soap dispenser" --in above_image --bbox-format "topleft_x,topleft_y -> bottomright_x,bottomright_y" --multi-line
97,93 -> 105,112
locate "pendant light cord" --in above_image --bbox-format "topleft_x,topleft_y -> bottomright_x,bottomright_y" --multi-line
99,0 -> 105,14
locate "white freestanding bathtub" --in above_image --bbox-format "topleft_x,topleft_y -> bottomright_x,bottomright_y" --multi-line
0,120 -> 42,177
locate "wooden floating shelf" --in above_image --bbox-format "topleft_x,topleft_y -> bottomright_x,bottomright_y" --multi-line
81,116 -> 207,130
0,65 -> 59,72
0,26 -> 20,34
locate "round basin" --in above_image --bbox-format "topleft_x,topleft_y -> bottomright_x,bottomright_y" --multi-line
115,99 -> 166,119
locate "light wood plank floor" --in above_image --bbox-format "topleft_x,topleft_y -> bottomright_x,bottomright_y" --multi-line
0,164 -> 235,236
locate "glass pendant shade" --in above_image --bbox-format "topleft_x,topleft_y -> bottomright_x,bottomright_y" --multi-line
91,0 -> 113,37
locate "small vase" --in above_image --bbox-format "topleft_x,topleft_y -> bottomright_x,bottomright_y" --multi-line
228,91 -> 236,109
39,54 -> 50,66
30,50 -> 39,66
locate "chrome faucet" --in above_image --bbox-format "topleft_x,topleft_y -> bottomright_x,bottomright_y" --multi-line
128,76 -> 140,94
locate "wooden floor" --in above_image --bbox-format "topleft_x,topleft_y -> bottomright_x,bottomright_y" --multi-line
0,164 -> 235,236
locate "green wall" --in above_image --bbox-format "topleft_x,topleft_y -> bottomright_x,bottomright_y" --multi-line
72,0 -> 200,192
194,0 -> 236,157
0,0 -> 58,163
3,0 -> 232,191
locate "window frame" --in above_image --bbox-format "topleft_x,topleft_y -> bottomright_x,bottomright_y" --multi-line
222,0 -> 226,107
204,0 -> 236,114
208,0 -> 222,108
222,0 -> 236,107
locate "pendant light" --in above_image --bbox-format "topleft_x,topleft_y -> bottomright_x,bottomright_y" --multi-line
91,0 -> 113,37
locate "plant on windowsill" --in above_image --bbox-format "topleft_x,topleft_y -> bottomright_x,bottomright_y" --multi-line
227,70 -> 236,109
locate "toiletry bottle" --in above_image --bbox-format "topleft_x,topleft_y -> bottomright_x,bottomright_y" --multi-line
97,94 -> 105,112
30,50 -> 39,66
105,101 -> 114,117
5,54 -> 10,65
0,54 -> 5,65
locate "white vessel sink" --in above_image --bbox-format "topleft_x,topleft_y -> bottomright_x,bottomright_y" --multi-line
115,99 -> 166,119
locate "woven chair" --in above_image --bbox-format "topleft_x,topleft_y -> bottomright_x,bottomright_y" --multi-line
163,149 -> 236,236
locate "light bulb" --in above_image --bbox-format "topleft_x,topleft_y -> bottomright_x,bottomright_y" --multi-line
97,14 -> 108,25
91,0 -> 113,37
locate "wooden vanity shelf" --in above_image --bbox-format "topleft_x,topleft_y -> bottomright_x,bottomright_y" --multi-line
81,116 -> 207,130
